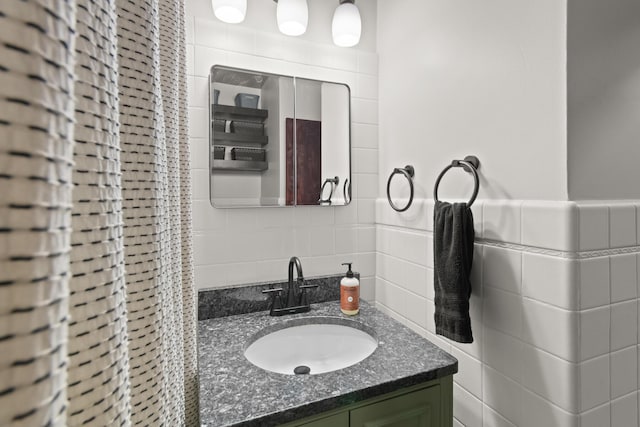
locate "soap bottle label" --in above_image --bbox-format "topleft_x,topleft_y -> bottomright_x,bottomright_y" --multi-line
340,285 -> 359,313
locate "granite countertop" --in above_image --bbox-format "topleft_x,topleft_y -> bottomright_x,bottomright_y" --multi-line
198,300 -> 458,427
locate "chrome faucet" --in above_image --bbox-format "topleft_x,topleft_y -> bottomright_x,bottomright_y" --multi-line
262,256 -> 318,316
287,256 -> 304,307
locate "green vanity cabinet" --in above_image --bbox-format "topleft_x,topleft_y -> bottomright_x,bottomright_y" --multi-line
286,376 -> 453,427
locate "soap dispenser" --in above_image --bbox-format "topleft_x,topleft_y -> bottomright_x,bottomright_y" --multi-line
340,262 -> 360,315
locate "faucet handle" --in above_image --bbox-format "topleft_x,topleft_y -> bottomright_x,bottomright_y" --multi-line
299,283 -> 318,289
262,287 -> 284,295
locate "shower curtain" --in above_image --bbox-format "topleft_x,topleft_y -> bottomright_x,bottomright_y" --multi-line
0,0 -> 197,425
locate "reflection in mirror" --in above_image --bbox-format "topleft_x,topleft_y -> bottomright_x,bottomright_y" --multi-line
209,65 -> 351,208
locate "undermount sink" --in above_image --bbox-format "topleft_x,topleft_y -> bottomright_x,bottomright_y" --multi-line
244,317 -> 379,375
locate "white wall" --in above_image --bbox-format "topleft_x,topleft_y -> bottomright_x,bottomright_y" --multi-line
377,0 -> 568,202
567,0 -> 640,200
186,0 -> 379,292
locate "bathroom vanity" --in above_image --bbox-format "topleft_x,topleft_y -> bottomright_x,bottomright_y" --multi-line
198,297 -> 457,426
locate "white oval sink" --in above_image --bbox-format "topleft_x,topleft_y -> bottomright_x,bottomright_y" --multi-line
244,318 -> 378,375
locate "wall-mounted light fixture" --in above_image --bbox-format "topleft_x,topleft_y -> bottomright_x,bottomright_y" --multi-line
276,0 -> 309,36
211,0 -> 247,24
212,0 -> 362,47
332,0 -> 361,47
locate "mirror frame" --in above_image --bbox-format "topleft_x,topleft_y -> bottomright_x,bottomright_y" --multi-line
209,64 -> 352,209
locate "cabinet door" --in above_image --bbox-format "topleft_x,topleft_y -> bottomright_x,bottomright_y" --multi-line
350,385 -> 441,427
298,411 -> 349,427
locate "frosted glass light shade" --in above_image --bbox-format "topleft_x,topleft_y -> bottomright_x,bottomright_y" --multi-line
212,0 -> 247,24
332,1 -> 361,47
277,0 -> 308,36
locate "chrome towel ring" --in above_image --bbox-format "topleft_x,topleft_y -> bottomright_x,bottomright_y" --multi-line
387,165 -> 415,212
433,155 -> 480,207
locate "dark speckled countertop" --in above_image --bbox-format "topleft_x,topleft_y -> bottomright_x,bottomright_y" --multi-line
198,300 -> 458,427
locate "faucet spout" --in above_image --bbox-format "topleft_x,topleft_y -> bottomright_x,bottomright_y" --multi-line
287,256 -> 304,306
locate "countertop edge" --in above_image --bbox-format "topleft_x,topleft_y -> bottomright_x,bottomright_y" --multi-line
229,364 -> 458,427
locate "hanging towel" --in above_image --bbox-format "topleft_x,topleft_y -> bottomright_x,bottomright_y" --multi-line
433,200 -> 475,343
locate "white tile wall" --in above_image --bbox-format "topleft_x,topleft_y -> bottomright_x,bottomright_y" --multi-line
376,199 -> 640,426
187,6 -> 378,292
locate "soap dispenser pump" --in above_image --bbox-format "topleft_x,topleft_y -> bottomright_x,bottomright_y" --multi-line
340,262 -> 360,315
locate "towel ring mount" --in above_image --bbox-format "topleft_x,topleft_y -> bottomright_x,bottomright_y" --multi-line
387,165 -> 415,212
433,155 -> 480,207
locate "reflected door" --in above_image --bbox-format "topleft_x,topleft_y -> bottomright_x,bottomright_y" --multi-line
286,118 -> 321,205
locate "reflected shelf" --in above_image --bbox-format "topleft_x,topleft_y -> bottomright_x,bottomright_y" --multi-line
212,159 -> 268,172
212,131 -> 268,146
212,104 -> 268,121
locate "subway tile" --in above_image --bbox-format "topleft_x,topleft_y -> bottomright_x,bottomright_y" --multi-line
483,200 -> 522,244
190,76 -> 209,108
194,46 -> 228,77
357,227 -> 376,253
483,327 -> 523,382
483,404 -> 517,427
482,366 -> 521,426
194,264 -> 228,289
482,246 -> 521,295
308,227 -> 335,256
375,278 -> 405,315
637,205 -> 640,244
522,298 -> 578,362
580,306 -> 610,361
254,33 -> 287,61
189,106 -> 208,139
356,252 -> 375,277
579,257 -> 610,309
580,355 -> 610,411
309,207 -> 335,226
357,199 -> 376,224
483,286 -> 522,339
520,389 -> 578,427
611,300 -> 638,351
611,346 -> 637,400
521,201 -> 577,251
192,199 -> 226,231
355,173 -> 377,199
578,204 -> 609,250
353,148 -> 378,174
357,52 -> 378,76
352,98 -> 378,124
334,227 -> 357,255
520,345 -> 578,413
522,253 -> 576,310
225,26 -> 256,55
580,403 -> 610,427
355,73 -> 378,100
185,15 -> 195,44
191,169 -> 210,201
186,43 -> 195,75
451,347 -> 482,399
453,384 -> 483,427
334,202 -> 358,225
610,254 -> 637,303
194,18 -> 227,49
611,392 -> 638,427
352,123 -> 378,149
359,276 -> 375,302
609,204 -> 636,248
405,293 -> 428,329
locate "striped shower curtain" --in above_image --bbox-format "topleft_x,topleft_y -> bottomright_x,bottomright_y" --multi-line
0,0 -> 197,425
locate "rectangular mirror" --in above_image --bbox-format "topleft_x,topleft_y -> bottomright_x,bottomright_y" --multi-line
209,65 -> 351,208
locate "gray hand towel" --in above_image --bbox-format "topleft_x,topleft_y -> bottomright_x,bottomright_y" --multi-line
433,200 -> 474,343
